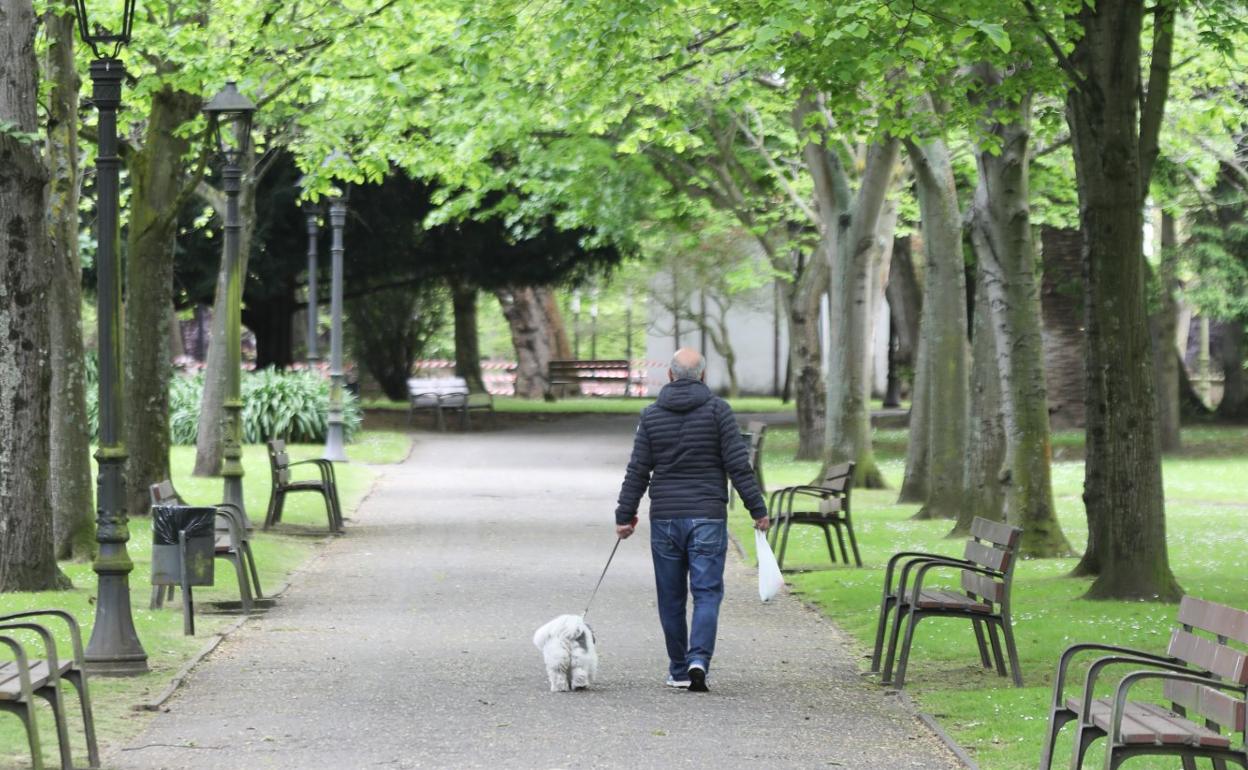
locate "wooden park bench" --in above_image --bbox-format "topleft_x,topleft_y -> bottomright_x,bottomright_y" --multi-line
407,376 -> 494,431
870,516 -> 1023,689
264,439 -> 343,533
547,359 -> 635,396
0,609 -> 99,769
767,461 -> 862,568
1040,595 -> 1248,770
149,481 -> 265,615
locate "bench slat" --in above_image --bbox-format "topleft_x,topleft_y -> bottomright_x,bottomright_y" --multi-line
969,518 -> 1021,549
1178,596 -> 1248,645
1074,697 -> 1233,748
962,541 -> 1010,572
0,661 -> 53,699
1164,680 -> 1248,730
961,571 -> 1005,603
916,588 -> 992,613
1168,629 -> 1248,684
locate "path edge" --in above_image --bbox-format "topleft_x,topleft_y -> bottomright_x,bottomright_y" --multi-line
727,529 -> 978,770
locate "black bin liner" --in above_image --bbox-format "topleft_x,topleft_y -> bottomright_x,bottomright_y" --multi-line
152,505 -> 216,545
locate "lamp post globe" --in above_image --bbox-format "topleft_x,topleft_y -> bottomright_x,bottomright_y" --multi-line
203,82 -> 257,520
75,0 -> 148,676
322,155 -> 351,462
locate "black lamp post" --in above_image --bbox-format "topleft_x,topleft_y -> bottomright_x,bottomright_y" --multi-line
323,163 -> 350,462
302,196 -> 322,364
74,0 -> 147,676
203,82 -> 257,518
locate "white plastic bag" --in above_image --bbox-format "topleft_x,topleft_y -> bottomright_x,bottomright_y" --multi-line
756,530 -> 784,602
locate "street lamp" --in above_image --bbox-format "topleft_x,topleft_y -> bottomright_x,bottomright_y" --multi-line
624,288 -> 634,397
75,0 -> 147,675
323,160 -> 351,462
571,290 -> 582,359
299,187 -> 322,364
203,81 -> 257,520
589,287 -> 599,361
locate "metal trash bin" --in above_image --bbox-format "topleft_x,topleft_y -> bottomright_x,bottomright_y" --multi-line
151,505 -> 216,635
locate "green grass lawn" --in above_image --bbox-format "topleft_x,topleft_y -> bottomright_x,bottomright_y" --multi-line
729,425 -> 1248,770
0,431 -> 410,769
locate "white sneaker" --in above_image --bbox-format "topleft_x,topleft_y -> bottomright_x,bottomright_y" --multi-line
665,676 -> 691,688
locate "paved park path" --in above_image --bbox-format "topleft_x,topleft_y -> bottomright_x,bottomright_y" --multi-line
116,416 -> 959,769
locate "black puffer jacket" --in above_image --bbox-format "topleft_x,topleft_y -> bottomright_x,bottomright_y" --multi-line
615,379 -> 767,525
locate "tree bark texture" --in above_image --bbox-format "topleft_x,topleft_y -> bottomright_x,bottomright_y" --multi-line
1040,226 -> 1086,428
1152,211 -> 1182,449
886,235 -> 923,377
540,288 -> 574,360
0,0 -> 70,589
970,76 -> 1071,557
1066,0 -> 1181,600
898,323 -> 931,503
44,3 -> 95,559
124,86 -> 201,515
907,133 -> 969,519
497,287 -> 554,399
953,260 -> 1005,537
450,278 -> 486,393
818,139 -> 899,489
781,273 -> 826,460
194,177 -> 257,476
1214,322 -> 1247,419
866,200 -> 898,401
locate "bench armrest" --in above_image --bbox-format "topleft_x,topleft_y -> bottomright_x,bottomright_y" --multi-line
1110,670 -> 1248,744
881,552 -> 964,595
905,558 -> 1001,605
288,458 -> 337,486
1073,656 -> 1198,725
1049,643 -> 1181,709
0,609 -> 85,664
0,635 -> 36,702
0,622 -> 60,681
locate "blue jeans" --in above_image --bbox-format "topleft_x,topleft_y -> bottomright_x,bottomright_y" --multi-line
650,518 -> 727,679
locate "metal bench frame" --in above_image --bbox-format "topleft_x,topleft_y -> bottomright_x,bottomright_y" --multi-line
264,439 -> 343,533
407,376 -> 494,431
870,516 -> 1024,689
768,461 -> 862,568
1040,595 -> 1248,770
0,610 -> 99,769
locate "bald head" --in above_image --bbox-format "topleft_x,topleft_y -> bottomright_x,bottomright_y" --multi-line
669,348 -> 706,382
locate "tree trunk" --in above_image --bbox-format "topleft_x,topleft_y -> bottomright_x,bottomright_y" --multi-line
0,0 -> 69,588
449,277 -> 486,393
1153,212 -> 1182,448
886,235 -> 923,377
781,277 -> 826,460
907,132 -> 969,519
194,177 -> 257,476
124,86 -> 201,514
539,288 -> 574,360
821,140 -> 899,489
497,286 -> 554,399
971,75 -> 1072,557
44,3 -> 95,560
898,334 -> 931,503
953,259 -> 1005,537
1214,322 -> 1247,419
1040,226 -> 1087,428
865,200 -> 898,402
703,297 -> 740,398
1067,0 -> 1181,600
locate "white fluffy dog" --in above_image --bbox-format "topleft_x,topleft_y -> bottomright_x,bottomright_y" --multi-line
532,614 -> 598,692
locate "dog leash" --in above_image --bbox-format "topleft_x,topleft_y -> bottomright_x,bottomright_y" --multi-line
582,536 -> 622,619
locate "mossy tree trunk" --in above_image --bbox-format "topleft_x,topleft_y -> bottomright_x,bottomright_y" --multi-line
450,277 -> 486,393
0,0 -> 70,589
906,129 -> 969,520
1063,0 -> 1182,600
43,2 -> 95,560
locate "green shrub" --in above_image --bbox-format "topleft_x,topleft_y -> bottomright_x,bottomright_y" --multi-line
88,364 -> 361,445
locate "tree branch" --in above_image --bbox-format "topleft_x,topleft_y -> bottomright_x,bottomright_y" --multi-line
1138,0 -> 1175,186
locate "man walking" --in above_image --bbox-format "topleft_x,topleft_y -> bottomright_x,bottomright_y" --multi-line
615,349 -> 768,692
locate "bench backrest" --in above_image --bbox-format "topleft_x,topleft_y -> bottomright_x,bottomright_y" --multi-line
959,517 -> 1023,606
407,377 -> 470,397
1163,597 -> 1248,731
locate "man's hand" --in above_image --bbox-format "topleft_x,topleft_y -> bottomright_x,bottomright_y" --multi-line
753,516 -> 770,532
616,516 -> 639,539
